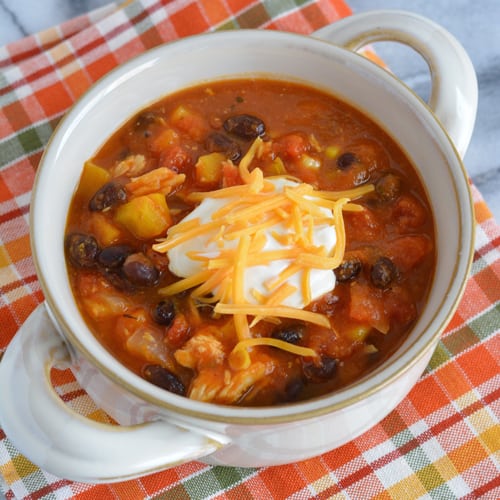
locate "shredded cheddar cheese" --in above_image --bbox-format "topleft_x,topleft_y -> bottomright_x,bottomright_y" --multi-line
249,282 -> 297,328
153,138 -> 373,366
214,303 -> 331,328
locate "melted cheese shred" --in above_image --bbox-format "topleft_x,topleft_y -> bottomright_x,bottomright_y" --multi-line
153,138 -> 373,368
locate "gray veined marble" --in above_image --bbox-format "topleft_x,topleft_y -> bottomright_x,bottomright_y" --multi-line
0,0 -> 498,223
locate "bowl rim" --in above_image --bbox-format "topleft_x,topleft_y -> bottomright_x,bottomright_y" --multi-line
31,28 -> 475,424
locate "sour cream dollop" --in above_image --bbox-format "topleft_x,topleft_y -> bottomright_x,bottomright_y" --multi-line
167,178 -> 336,309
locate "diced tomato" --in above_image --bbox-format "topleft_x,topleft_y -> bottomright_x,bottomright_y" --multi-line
344,208 -> 383,242
273,133 -> 309,159
384,286 -> 417,328
149,128 -> 179,154
222,162 -> 242,187
349,282 -> 390,333
392,194 -> 427,230
77,272 -> 104,297
384,235 -> 433,271
159,145 -> 193,173
170,105 -> 208,141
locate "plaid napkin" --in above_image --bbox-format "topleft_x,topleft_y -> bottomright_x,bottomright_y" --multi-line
0,1 -> 499,498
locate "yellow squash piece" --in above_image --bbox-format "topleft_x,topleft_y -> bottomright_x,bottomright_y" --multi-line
195,152 -> 226,184
89,212 -> 122,246
114,193 -> 172,240
75,161 -> 111,201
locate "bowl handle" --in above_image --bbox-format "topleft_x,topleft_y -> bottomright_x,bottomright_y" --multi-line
313,10 -> 478,158
0,303 -> 226,483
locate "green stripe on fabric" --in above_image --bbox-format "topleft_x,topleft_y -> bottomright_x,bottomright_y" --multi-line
182,466 -> 256,499
122,0 -> 145,18
389,431 -> 450,495
390,428 -> 415,449
428,483 -> 457,500
442,325 -> 481,358
0,121 -> 53,169
22,469 -> 56,498
212,466 -> 256,489
0,91 -> 10,109
0,136 -> 25,169
426,342 -> 451,372
442,305 -> 499,357
262,0 -> 310,18
215,19 -> 240,30
468,303 -> 500,340
406,445 -> 432,470
0,76 -> 19,108
427,303 -> 498,372
126,1 -> 155,35
209,0 -> 312,31
18,128 -> 43,153
3,437 -> 23,458
228,0 -> 315,30
150,485 -> 191,500
416,464 -> 453,497
471,254 -> 489,276
10,454 -> 39,478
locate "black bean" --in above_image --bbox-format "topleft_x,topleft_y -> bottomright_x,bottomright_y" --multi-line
65,233 -> 99,268
205,132 -> 241,162
223,114 -> 265,139
335,258 -> 362,282
302,356 -> 338,382
88,181 -> 127,211
271,324 -> 304,345
143,365 -> 186,396
134,111 -> 161,130
376,173 -> 401,201
101,269 -> 136,293
371,257 -> 397,288
284,378 -> 304,402
336,152 -> 358,170
122,253 -> 159,287
97,244 -> 134,269
151,300 -> 176,326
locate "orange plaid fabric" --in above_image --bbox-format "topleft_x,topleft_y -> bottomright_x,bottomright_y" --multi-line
0,1 -> 499,499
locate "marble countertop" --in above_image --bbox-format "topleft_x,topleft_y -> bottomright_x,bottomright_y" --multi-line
0,0 -> 498,223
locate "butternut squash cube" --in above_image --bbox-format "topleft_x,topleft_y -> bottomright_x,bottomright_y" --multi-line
114,193 -> 172,240
195,152 -> 225,184
89,212 -> 122,246
76,161 -> 111,201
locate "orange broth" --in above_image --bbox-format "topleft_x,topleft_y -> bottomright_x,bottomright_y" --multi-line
65,79 -> 435,406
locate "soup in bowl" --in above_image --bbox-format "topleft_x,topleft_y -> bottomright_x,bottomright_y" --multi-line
0,11 -> 476,483
65,77 -> 436,406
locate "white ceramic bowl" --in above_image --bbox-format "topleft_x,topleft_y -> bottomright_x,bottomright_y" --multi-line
0,10 -> 477,483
